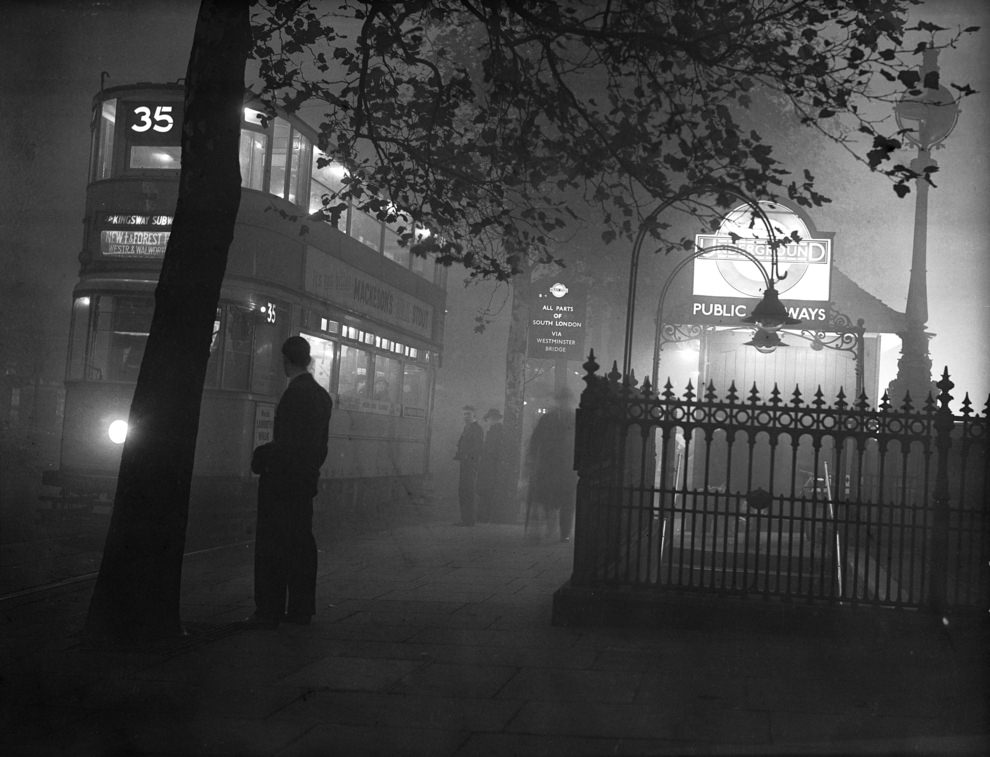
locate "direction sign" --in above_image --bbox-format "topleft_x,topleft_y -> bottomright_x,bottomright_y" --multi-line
527,280 -> 587,360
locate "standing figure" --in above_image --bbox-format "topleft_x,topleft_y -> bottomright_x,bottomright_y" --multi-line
526,390 -> 577,542
247,336 -> 332,628
477,408 -> 507,523
453,405 -> 484,526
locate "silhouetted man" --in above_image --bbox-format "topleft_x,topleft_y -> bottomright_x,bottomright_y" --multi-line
454,405 -> 483,526
526,389 -> 576,542
247,336 -> 332,628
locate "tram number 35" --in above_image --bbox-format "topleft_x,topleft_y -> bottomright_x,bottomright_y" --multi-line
131,105 -> 174,134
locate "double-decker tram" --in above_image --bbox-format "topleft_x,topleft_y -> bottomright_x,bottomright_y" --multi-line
47,82 -> 447,543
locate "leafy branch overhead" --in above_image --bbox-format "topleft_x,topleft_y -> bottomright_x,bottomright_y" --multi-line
251,0 -> 978,278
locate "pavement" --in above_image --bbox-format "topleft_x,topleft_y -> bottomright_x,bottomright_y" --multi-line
1,512 -> 987,756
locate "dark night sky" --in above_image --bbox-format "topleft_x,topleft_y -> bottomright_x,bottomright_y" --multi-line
1,0 -> 988,401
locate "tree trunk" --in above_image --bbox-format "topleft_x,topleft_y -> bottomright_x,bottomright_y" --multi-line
497,263 -> 533,524
85,0 -> 252,644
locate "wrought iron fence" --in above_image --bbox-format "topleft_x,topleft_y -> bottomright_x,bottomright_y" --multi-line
572,351 -> 989,614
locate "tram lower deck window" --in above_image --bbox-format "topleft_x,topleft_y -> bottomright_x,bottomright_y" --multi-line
204,302 -> 290,394
68,294 -> 153,383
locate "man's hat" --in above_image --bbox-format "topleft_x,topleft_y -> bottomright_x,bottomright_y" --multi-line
484,408 -> 502,420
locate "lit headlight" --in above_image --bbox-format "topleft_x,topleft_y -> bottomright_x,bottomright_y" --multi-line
108,419 -> 128,445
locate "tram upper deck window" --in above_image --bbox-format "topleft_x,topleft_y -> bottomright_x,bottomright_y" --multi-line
287,130 -> 310,204
240,107 -> 268,191
90,99 -> 116,181
309,153 -> 348,231
351,208 -> 383,251
267,117 -> 313,204
240,131 -> 267,191
383,218 -> 411,269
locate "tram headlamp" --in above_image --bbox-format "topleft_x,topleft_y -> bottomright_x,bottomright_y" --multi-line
108,419 -> 129,445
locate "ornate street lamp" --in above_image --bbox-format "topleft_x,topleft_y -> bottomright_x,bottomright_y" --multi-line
887,44 -> 959,404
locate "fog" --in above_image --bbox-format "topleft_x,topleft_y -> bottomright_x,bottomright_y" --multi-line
1,0 -> 987,592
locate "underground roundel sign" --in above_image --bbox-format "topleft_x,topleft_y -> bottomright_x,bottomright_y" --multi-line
690,201 -> 832,324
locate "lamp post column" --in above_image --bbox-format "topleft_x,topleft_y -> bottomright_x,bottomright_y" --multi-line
887,45 -> 958,405
889,150 -> 936,404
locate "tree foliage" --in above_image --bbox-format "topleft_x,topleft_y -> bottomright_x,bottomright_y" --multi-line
252,0 -> 977,278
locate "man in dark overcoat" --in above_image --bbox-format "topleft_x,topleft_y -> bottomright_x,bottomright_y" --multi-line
526,390 -> 577,541
453,405 -> 484,526
247,336 -> 332,627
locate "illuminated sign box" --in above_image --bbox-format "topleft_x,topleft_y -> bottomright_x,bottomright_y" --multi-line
100,229 -> 170,258
98,214 -> 172,258
686,202 -> 833,326
527,280 -> 587,360
126,102 -> 183,145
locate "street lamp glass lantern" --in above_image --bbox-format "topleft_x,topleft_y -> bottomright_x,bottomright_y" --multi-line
741,285 -> 801,332
745,328 -> 789,354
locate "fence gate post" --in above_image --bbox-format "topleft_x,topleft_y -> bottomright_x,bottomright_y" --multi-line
572,350 -> 606,586
929,369 -> 955,615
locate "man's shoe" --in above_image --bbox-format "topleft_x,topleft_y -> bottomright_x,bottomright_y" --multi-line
283,614 -> 312,625
241,613 -> 279,630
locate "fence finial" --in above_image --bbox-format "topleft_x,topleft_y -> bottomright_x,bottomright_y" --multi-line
936,367 -> 954,414
582,350 -> 599,379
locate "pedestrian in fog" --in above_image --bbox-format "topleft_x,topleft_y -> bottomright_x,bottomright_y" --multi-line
246,336 -> 332,628
453,405 -> 484,526
477,408 -> 507,523
526,389 -> 577,542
